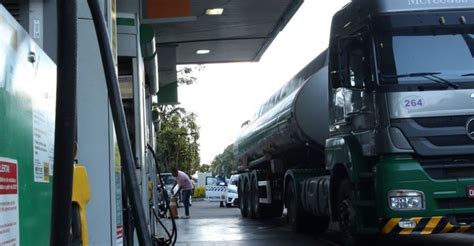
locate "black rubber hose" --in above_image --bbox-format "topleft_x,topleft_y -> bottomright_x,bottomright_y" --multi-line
50,1 -> 77,245
147,144 -> 165,191
86,0 -> 151,244
146,144 -> 167,218
152,207 -> 172,241
147,144 -> 178,245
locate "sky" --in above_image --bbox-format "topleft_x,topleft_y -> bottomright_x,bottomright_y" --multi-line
179,0 -> 350,164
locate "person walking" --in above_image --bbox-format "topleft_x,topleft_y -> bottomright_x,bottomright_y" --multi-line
171,167 -> 193,218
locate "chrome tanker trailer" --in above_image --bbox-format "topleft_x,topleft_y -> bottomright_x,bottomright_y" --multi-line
235,50 -> 329,167
234,50 -> 331,228
235,0 -> 474,244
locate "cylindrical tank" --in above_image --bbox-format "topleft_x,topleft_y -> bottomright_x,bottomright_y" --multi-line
234,50 -> 329,163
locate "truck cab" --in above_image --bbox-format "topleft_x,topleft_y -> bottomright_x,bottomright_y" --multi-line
327,0 -> 474,240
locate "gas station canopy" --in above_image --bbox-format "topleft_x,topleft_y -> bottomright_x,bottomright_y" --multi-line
144,0 -> 303,64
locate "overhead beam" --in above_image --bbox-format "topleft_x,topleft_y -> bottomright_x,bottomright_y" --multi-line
142,16 -> 197,24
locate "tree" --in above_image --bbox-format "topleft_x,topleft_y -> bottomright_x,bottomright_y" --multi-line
196,164 -> 211,173
211,144 -> 235,177
177,65 -> 205,85
156,107 -> 200,174
154,65 -> 204,174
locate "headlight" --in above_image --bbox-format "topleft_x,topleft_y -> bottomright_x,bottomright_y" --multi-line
388,190 -> 425,211
228,189 -> 237,194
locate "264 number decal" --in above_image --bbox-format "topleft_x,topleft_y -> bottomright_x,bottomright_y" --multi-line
403,96 -> 425,109
404,99 -> 423,108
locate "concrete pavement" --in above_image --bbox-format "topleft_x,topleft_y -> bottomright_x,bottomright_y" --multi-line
158,201 -> 474,245
172,201 -> 332,245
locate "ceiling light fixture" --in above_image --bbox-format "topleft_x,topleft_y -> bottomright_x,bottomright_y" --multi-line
196,49 -> 210,55
206,8 -> 224,16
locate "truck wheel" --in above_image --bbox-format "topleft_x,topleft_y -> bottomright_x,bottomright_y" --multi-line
337,179 -> 358,246
246,177 -> 254,218
251,175 -> 263,219
286,181 -> 303,232
239,177 -> 248,217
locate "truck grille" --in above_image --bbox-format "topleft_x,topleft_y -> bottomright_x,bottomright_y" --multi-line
427,135 -> 474,146
437,198 -> 474,209
417,157 -> 474,179
392,116 -> 474,156
414,116 -> 469,128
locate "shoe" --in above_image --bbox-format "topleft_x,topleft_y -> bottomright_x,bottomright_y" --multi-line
184,215 -> 190,219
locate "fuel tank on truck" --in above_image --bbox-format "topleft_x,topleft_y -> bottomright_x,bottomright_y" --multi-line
234,50 -> 330,164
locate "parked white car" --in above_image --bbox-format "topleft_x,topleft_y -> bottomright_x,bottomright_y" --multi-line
226,175 -> 239,207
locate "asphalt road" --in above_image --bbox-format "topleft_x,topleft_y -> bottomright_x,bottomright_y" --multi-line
160,201 -> 474,245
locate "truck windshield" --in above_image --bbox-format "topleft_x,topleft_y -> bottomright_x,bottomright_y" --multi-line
377,32 -> 474,86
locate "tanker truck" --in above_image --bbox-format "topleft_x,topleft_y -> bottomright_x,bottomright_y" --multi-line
234,0 -> 474,244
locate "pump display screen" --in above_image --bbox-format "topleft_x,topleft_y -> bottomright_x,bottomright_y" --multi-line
377,32 -> 474,86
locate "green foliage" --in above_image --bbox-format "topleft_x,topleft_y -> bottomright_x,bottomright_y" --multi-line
177,65 -> 205,85
154,65 -> 205,174
156,105 -> 200,174
211,144 -> 235,177
192,186 -> 206,199
197,164 -> 211,173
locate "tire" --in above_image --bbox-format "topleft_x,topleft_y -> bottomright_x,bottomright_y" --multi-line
286,180 -> 303,232
226,203 -> 232,208
337,179 -> 359,246
251,174 -> 264,219
287,179 -> 329,234
246,177 -> 254,218
239,176 -> 248,217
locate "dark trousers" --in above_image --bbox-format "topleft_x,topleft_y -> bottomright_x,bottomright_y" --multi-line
182,189 -> 192,216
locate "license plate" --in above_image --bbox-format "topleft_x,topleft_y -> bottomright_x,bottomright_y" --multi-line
467,185 -> 474,198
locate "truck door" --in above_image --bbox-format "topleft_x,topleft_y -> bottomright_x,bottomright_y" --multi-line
331,33 -> 377,154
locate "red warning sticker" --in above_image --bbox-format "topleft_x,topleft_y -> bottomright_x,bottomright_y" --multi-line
0,158 -> 19,246
0,161 -> 17,195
